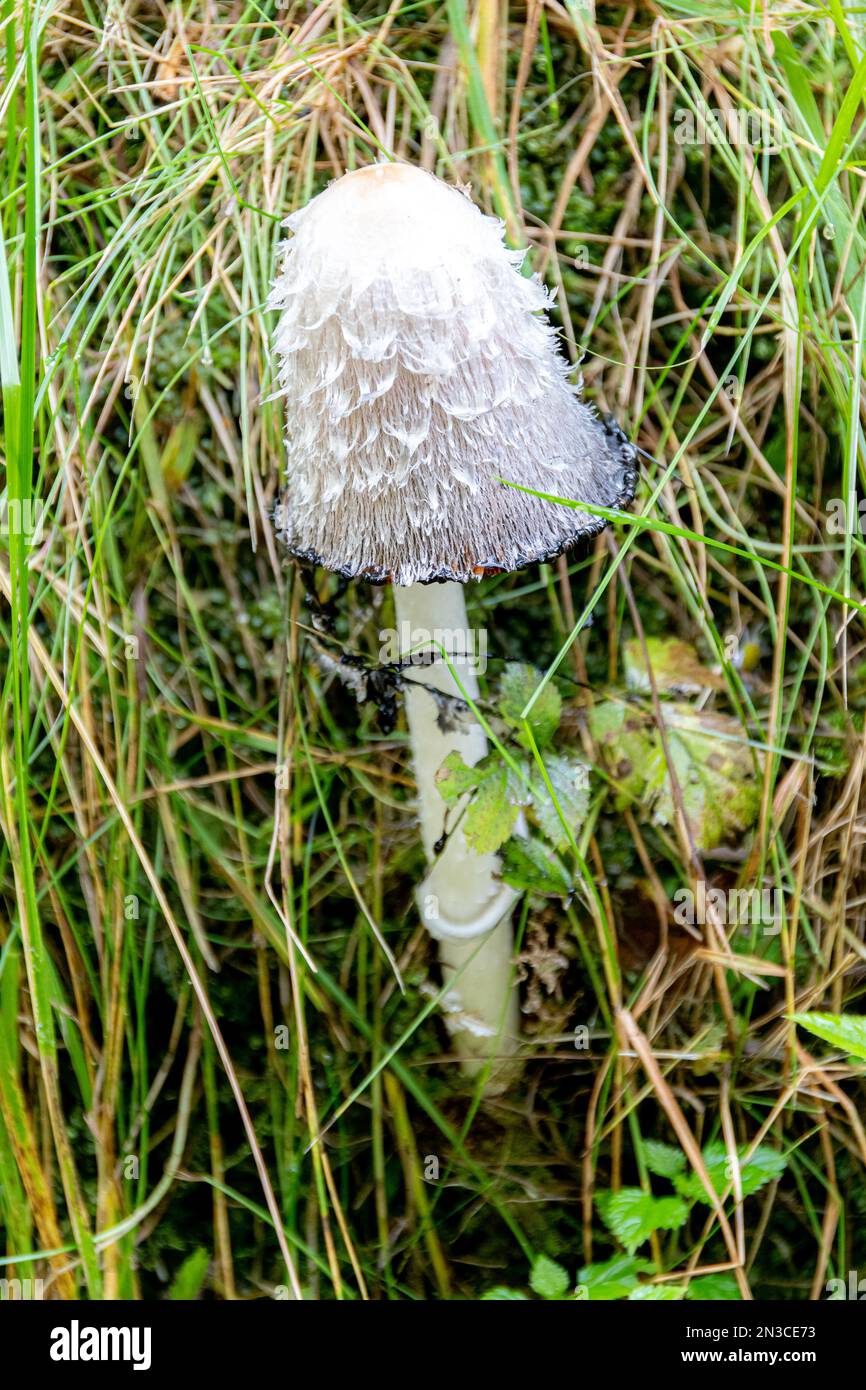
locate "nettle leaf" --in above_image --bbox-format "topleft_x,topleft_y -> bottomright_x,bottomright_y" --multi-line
628,1283 -> 686,1301
791,1012 -> 866,1063
499,663 -> 561,747
436,753 -> 525,854
644,1141 -> 687,1180
434,750 -> 485,802
529,1253 -> 570,1299
595,1189 -> 689,1254
686,1273 -> 742,1301
531,753 -> 590,850
577,1254 -> 655,1301
499,836 -> 572,897
674,1143 -> 787,1204
463,765 -> 520,854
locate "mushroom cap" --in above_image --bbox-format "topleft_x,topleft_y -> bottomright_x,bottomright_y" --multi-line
269,163 -> 637,585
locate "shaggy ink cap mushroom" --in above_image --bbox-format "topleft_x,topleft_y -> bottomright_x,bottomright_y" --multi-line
269,162 -> 638,585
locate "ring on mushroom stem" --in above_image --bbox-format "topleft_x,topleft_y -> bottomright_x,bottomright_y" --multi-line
269,162 -> 637,1088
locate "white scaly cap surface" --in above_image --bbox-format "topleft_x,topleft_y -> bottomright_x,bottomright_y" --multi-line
269,162 -> 637,585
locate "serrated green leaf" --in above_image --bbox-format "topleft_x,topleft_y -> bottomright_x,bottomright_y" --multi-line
436,751 -> 523,854
499,835 -> 572,896
500,663 -> 561,747
576,1253 -> 655,1301
463,765 -> 519,853
435,749 -> 484,802
674,1143 -> 787,1204
595,1189 -> 689,1254
529,1253 -> 570,1299
644,1140 -> 687,1179
531,753 -> 590,850
628,1282 -> 686,1300
685,1273 -> 742,1301
791,1012 -> 866,1062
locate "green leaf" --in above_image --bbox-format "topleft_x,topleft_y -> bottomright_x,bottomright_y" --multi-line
168,1247 -> 210,1300
628,1282 -> 686,1300
435,750 -> 484,802
499,835 -> 572,897
595,1189 -> 689,1254
531,753 -> 590,850
791,1012 -> 866,1062
644,1140 -> 687,1179
434,752 -> 519,853
463,764 -> 519,853
674,1143 -> 787,1204
589,699 -> 760,852
500,663 -> 561,747
576,1253 -> 655,1301
624,637 -> 721,694
481,1287 -> 530,1300
529,1253 -> 570,1299
653,706 -> 760,851
686,1273 -> 742,1301
587,700 -> 661,803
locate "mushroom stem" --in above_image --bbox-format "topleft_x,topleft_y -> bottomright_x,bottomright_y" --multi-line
394,581 -> 520,1083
